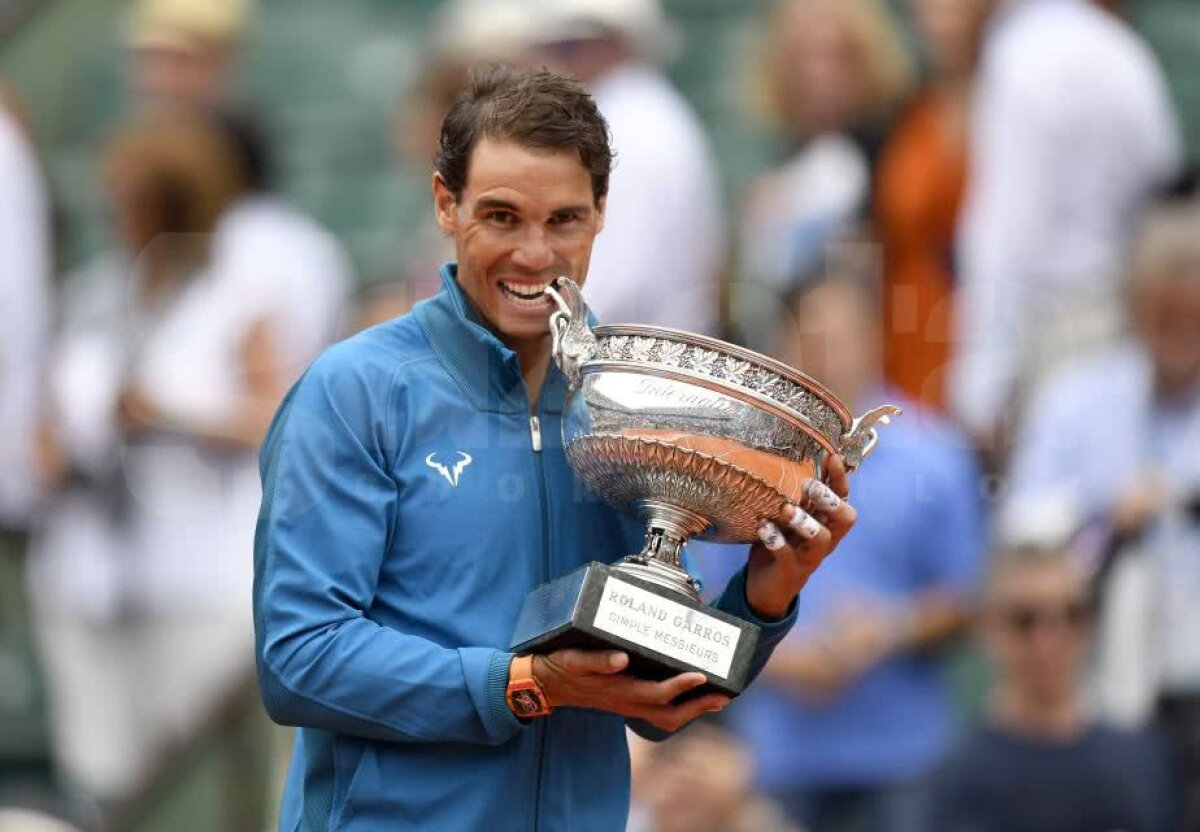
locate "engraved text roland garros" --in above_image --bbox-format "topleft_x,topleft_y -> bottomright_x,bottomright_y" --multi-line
593,576 -> 741,679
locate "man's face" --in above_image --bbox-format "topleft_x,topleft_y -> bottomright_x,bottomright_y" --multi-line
1133,272 -> 1200,396
984,558 -> 1092,707
433,137 -> 604,348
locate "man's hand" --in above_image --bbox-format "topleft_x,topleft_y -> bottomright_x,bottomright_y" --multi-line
529,649 -> 729,733
744,455 -> 858,620
1111,474 -> 1169,536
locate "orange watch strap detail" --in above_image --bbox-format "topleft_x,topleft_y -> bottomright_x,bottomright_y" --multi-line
506,654 -> 552,718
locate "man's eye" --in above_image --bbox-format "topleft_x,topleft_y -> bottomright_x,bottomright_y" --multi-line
487,211 -> 517,225
550,212 -> 580,225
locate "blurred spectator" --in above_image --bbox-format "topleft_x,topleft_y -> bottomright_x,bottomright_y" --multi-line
874,0 -> 988,412
125,0 -> 352,356
360,0 -> 541,327
531,0 -> 726,334
1004,204 -> 1200,823
949,0 -> 1182,452
209,111 -> 351,376
29,114 -> 293,804
0,85 -> 53,800
929,544 -> 1172,832
125,0 -> 250,114
732,0 -> 911,352
626,723 -> 798,832
725,251 -> 984,832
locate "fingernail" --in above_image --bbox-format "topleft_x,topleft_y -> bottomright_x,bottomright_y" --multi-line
707,702 -> 726,713
757,521 -> 787,551
787,505 -> 822,539
805,479 -> 841,514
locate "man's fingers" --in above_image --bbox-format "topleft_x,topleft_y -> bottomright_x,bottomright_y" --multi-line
796,485 -> 857,542
824,454 -> 851,499
643,694 -> 730,733
781,504 -> 833,555
550,648 -> 629,676
623,671 -> 708,706
652,672 -> 708,704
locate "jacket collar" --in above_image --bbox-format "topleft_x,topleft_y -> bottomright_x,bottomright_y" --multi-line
413,263 -> 566,415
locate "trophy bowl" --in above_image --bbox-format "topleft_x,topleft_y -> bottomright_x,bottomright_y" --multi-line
509,277 -> 900,695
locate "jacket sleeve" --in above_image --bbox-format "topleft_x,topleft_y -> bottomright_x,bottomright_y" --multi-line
711,565 -> 798,681
628,565 -> 797,741
253,350 -> 524,746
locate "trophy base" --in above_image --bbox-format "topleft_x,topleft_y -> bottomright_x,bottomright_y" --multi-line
510,561 -> 760,698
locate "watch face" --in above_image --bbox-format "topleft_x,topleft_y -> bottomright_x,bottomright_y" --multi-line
512,689 -> 543,716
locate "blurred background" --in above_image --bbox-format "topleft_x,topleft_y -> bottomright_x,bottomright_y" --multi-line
2,0 -> 1200,830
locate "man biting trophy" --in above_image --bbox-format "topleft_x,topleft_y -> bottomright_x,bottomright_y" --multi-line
253,64 -> 879,830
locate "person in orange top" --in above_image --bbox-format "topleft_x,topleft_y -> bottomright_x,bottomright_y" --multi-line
874,0 -> 988,411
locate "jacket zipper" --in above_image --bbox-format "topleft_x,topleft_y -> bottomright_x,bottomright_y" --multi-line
529,414 -> 549,832
530,415 -> 543,452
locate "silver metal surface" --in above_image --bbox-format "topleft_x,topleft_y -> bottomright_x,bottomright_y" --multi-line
547,277 -> 900,600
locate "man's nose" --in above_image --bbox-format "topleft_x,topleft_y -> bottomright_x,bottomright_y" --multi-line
511,226 -> 554,271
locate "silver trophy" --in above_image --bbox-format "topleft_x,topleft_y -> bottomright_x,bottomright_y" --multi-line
510,277 -> 899,695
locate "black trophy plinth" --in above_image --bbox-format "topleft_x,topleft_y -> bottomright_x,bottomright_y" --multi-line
510,561 -> 760,698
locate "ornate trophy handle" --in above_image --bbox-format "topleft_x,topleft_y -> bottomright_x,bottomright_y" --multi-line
545,276 -> 599,390
840,405 -> 902,472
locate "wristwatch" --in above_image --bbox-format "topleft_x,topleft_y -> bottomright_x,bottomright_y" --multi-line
506,655 -> 552,718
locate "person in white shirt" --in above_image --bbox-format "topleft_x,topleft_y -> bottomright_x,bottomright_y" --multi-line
125,0 -> 352,353
531,0 -> 726,335
0,88 -> 54,797
31,115 -> 308,804
208,114 -> 351,372
0,100 -> 51,538
950,0 -> 1182,450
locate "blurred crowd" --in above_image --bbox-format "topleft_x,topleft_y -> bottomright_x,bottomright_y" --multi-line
2,0 -> 1199,829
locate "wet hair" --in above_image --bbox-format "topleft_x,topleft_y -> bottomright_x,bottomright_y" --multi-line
435,63 -> 613,202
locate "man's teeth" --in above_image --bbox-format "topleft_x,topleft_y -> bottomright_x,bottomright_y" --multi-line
499,280 -> 551,303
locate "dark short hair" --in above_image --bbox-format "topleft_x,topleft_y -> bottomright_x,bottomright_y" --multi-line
435,63 -> 613,202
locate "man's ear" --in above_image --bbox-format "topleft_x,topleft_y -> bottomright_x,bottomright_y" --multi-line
432,173 -> 458,233
595,195 -> 606,235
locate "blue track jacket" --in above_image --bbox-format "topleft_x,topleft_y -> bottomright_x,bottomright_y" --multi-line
254,265 -> 797,831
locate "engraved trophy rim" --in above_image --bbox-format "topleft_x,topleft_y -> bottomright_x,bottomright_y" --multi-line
578,360 -> 840,458
593,322 -> 854,430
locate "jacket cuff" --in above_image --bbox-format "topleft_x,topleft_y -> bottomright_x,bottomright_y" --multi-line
460,648 -> 525,744
713,566 -> 797,644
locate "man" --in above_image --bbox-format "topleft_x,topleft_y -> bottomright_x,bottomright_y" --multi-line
949,0 -> 1180,450
703,255 -> 983,832
530,0 -> 725,334
1004,204 -> 1200,820
929,544 -> 1172,832
254,65 -> 856,830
